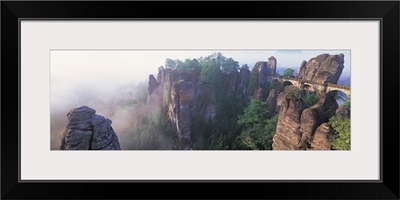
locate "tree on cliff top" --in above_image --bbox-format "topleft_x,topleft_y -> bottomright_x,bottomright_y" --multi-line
165,58 -> 201,71
199,52 -> 239,74
283,68 -> 294,77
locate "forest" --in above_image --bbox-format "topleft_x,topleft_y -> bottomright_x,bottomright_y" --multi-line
115,52 -> 351,150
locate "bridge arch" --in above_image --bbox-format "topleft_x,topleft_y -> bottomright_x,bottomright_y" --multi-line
326,86 -> 350,97
282,80 -> 293,89
266,76 -> 350,99
302,83 -> 315,92
327,90 -> 349,106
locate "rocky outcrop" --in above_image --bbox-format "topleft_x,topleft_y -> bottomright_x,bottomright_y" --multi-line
236,68 -> 250,98
310,123 -> 334,150
148,74 -> 159,95
170,80 -> 195,149
268,56 -> 277,74
222,68 -> 251,97
272,86 -> 305,150
336,105 -> 350,118
254,59 -> 276,85
265,80 -> 289,117
60,106 -> 121,150
147,65 -> 251,149
266,89 -> 279,117
298,92 -> 338,149
272,86 -> 338,150
296,53 -> 344,84
252,56 -> 277,100
148,67 -> 217,149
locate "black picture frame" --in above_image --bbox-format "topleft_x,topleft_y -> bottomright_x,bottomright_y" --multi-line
2,1 -> 399,199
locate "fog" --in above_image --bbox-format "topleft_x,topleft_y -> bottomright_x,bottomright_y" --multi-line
50,50 -> 350,150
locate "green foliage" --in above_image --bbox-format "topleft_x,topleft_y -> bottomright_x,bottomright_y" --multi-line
221,57 -> 239,74
329,115 -> 351,150
282,68 -> 294,77
301,92 -> 319,108
235,115 -> 278,150
165,58 -> 201,71
211,133 -> 229,150
135,52 -> 284,150
342,95 -> 351,109
241,64 -> 249,70
200,59 -> 222,84
198,52 -> 241,100
236,99 -> 278,150
128,108 -> 175,150
261,80 -> 276,100
238,133 -> 259,150
191,94 -> 246,150
285,87 -> 301,100
165,58 -> 177,69
198,52 -> 239,74
248,66 -> 260,96
191,116 -> 213,150
237,99 -> 268,127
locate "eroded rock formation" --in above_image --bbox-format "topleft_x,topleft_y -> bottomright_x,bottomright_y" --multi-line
148,67 -> 214,149
148,66 -> 251,149
253,56 -> 277,100
296,53 -> 344,84
270,53 -> 347,150
272,86 -> 305,150
299,92 -> 338,149
60,106 -> 121,150
272,86 -> 338,150
310,123 -> 334,150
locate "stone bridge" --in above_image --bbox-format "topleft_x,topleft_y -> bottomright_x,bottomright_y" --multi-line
267,76 -> 351,97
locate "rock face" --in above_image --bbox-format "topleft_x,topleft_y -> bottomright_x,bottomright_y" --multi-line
253,56 -> 277,100
298,92 -> 338,149
272,86 -> 338,150
148,67 -> 216,149
310,123 -> 334,150
296,53 -> 344,84
270,53 -> 348,150
148,74 -> 159,95
336,105 -> 350,118
272,86 -> 305,150
60,106 -> 121,150
170,80 -> 196,149
255,59 -> 276,83
266,88 -> 279,117
267,56 -> 277,74
148,66 -> 250,149
222,68 -> 251,97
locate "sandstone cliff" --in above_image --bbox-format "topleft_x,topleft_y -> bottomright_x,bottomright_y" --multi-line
271,85 -> 338,150
253,56 -> 277,100
270,53 -> 347,150
60,106 -> 121,150
145,53 -> 348,150
148,66 -> 250,149
296,53 -> 345,84
149,67 -> 214,149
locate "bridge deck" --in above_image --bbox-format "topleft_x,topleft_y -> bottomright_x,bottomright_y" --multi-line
268,76 -> 350,90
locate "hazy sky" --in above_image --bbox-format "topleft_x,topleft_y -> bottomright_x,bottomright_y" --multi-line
50,50 -> 350,111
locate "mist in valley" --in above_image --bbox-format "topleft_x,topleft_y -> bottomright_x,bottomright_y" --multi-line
51,50 -> 350,150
